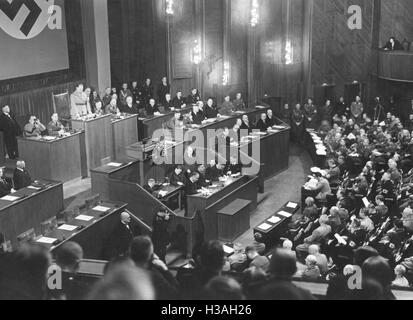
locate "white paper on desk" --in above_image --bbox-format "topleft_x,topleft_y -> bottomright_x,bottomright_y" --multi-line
268,216 -> 281,224
92,206 -> 111,212
158,191 -> 168,197
278,211 -> 292,218
75,215 -> 94,222
58,224 -> 78,232
223,245 -> 234,255
379,121 -> 385,127
258,223 -> 273,231
267,129 -> 279,133
28,186 -> 42,190
362,197 -> 370,208
287,202 -> 298,209
316,150 -> 327,156
107,162 -> 123,167
335,233 -> 347,246
1,195 -> 19,201
37,237 -> 57,244
42,136 -> 56,141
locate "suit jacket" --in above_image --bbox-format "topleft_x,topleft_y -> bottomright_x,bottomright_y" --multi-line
170,172 -> 186,186
172,97 -> 185,109
204,106 -> 218,119
112,222 -> 134,258
0,113 -> 22,139
47,121 -> 64,137
191,111 -> 205,125
121,103 -> 139,115
13,168 -> 32,190
143,184 -> 160,195
205,166 -> 223,182
350,102 -> 364,119
265,116 -> 276,128
255,119 -> 268,132
185,180 -> 199,196
146,104 -> 160,117
187,94 -> 200,105
0,178 -> 11,198
157,84 -> 170,104
240,121 -> 252,134
383,40 -> 404,51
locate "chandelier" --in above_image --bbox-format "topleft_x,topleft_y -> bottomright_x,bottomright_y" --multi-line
166,0 -> 174,15
250,0 -> 259,27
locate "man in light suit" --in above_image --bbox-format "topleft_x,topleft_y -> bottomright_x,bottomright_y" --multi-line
351,96 -> 364,122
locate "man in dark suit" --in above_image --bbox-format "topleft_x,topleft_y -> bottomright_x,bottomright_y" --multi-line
224,157 -> 242,176
143,178 -> 160,195
146,98 -> 160,117
169,166 -> 186,186
121,96 -> 139,114
106,212 -> 135,259
191,104 -> 205,125
185,173 -> 200,196
204,98 -> 219,119
172,91 -> 186,110
383,37 -> 404,51
13,161 -> 32,190
240,115 -> 252,134
206,161 -> 224,182
255,113 -> 269,132
0,105 -> 22,159
265,109 -> 276,128
0,168 -> 12,198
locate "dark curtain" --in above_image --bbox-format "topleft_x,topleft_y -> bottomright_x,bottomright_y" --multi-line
0,81 -> 84,127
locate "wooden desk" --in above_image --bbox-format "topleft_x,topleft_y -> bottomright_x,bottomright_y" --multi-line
186,176 -> 247,217
111,114 -> 139,160
17,133 -> 88,182
44,201 -> 128,260
0,180 -> 64,248
139,106 -> 192,141
71,115 -> 114,173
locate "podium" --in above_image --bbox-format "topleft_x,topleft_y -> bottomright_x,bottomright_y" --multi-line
112,114 -> 139,160
18,133 -> 88,182
71,115 -> 114,173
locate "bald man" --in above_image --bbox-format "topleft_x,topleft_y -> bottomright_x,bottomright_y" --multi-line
106,212 -> 136,259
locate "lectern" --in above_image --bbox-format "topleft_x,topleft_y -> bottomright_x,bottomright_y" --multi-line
71,115 -> 114,174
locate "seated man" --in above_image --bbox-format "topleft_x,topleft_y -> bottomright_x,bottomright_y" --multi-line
185,172 -> 200,196
24,116 -> 46,137
0,167 -> 13,197
224,157 -> 242,176
146,98 -> 160,117
143,178 -> 160,195
296,215 -> 332,256
255,113 -> 269,132
196,165 -> 211,188
219,95 -> 235,116
105,98 -> 120,115
191,104 -> 205,125
47,113 -> 65,137
165,112 -> 182,135
169,166 -> 186,187
13,161 -> 32,190
265,109 -> 276,128
206,161 -> 224,182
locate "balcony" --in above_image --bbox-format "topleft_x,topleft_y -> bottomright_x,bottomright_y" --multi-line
378,50 -> 413,82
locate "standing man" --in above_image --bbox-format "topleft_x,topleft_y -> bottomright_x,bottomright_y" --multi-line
373,97 -> 386,122
0,105 -> 22,159
351,96 -> 364,122
70,83 -> 90,119
304,98 -> 318,129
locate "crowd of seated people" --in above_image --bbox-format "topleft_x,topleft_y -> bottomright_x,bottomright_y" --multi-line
282,95 -> 413,294
2,235 -> 409,300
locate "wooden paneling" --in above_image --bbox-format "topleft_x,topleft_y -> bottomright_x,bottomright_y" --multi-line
380,0 -> 413,45
108,0 -> 167,86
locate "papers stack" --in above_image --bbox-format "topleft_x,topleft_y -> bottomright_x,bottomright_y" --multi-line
107,162 -> 123,167
278,211 -> 293,218
58,225 -> 78,232
75,215 -> 94,222
287,202 -> 298,209
1,195 -> 20,202
37,237 -> 58,244
92,206 -> 111,212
